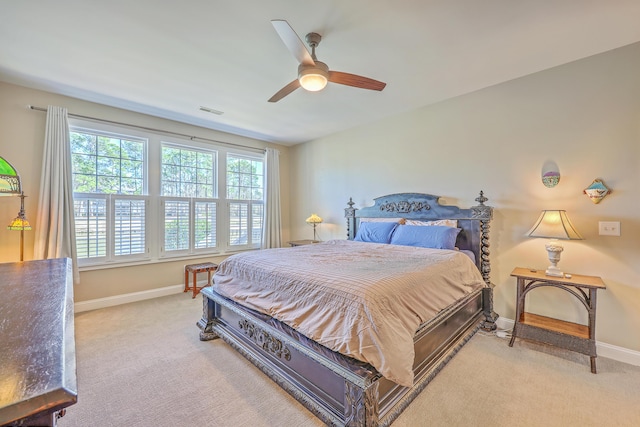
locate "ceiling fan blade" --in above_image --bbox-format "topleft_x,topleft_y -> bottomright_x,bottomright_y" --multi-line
271,19 -> 315,66
328,71 -> 387,91
268,79 -> 301,102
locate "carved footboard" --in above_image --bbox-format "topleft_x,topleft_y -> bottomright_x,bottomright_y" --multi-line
197,287 -> 489,426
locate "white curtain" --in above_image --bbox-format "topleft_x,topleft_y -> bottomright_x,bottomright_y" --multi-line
34,105 -> 79,283
261,147 -> 282,249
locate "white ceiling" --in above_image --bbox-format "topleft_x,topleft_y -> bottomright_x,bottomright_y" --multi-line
2,1 -> 640,145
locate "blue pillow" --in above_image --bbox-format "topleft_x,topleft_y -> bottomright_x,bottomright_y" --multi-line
354,221 -> 398,243
389,225 -> 460,250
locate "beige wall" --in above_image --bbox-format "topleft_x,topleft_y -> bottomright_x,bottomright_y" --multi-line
290,42 -> 640,352
0,82 -> 291,302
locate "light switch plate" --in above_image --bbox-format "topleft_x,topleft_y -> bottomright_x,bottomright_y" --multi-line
599,221 -> 621,236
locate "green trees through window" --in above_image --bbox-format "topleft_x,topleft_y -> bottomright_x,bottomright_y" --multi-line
71,131 -> 144,194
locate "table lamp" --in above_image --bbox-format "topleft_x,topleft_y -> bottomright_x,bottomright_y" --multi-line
305,214 -> 323,241
526,210 -> 582,277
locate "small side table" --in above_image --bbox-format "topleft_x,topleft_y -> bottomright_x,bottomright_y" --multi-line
509,267 -> 606,373
184,262 -> 218,298
287,240 -> 319,247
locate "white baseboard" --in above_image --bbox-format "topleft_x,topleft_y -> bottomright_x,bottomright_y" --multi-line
596,342 -> 640,367
496,316 -> 640,367
74,284 -> 185,313
495,316 -> 515,331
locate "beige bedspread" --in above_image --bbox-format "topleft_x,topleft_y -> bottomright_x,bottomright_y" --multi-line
212,240 -> 485,387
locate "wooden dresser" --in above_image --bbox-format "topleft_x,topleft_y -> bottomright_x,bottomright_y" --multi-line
0,258 -> 77,427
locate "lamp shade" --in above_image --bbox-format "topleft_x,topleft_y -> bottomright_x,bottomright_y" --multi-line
8,216 -> 31,231
526,210 -> 582,240
7,192 -> 31,231
305,214 -> 323,224
298,62 -> 329,92
0,156 -> 22,195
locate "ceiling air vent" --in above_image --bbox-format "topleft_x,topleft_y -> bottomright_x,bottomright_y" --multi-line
199,106 -> 224,115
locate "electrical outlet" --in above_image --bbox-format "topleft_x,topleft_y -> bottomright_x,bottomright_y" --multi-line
599,221 -> 621,236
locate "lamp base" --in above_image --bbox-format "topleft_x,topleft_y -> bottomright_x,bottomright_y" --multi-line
544,241 -> 564,277
545,265 -> 564,277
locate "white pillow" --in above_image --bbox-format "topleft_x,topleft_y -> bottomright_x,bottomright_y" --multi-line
403,219 -> 458,227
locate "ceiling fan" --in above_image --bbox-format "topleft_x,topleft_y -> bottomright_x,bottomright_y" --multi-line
268,19 -> 387,102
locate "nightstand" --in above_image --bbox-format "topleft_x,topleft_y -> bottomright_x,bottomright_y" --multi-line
287,240 -> 319,247
509,267 -> 606,373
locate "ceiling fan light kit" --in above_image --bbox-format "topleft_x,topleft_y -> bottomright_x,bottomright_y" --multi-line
298,62 -> 329,91
269,20 -> 386,102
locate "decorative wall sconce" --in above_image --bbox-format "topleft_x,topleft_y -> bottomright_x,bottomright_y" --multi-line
541,161 -> 560,188
584,179 -> 611,204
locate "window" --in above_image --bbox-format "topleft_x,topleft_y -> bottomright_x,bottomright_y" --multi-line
160,144 -> 218,255
70,130 -> 144,195
72,196 -> 147,260
227,155 -> 264,248
69,121 -> 264,267
161,145 -> 215,198
163,199 -> 190,252
195,201 -> 217,249
70,130 -> 148,264
73,197 -> 107,259
114,198 -> 146,256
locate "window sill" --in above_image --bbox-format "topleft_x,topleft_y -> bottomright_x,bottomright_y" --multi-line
78,249 -> 259,272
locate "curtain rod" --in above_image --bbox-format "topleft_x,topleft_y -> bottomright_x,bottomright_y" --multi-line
28,105 -> 266,154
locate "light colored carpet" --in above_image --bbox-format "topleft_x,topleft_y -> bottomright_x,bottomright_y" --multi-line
60,293 -> 640,427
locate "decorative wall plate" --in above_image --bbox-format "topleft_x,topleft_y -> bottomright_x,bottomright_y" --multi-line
584,179 -> 610,204
541,161 -> 560,188
542,171 -> 560,188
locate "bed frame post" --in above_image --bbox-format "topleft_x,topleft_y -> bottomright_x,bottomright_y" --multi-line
345,197 -> 358,240
197,295 -> 221,341
345,381 -> 379,426
472,191 -> 498,331
472,191 -> 493,285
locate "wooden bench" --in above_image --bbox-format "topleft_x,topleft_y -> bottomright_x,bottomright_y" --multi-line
184,262 -> 218,298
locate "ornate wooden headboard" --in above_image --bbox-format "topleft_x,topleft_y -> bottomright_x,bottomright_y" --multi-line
344,191 -> 493,285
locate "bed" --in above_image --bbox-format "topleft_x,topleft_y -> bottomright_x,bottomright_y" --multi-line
197,192 -> 496,426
